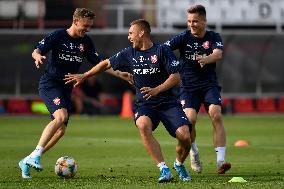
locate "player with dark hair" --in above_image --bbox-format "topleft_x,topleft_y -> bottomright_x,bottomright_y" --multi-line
18,8 -> 127,179
65,19 -> 193,182
165,5 -> 231,174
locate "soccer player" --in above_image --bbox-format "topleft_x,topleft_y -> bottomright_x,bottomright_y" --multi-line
18,8 -> 127,179
165,5 -> 231,174
64,19 -> 193,182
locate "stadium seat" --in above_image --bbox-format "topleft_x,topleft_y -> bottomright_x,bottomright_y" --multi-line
255,97 -> 276,113
233,97 -> 254,113
278,96 -> 284,112
7,98 -> 31,114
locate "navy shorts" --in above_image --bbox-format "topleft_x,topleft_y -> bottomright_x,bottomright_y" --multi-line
133,102 -> 192,138
39,84 -> 72,123
180,86 -> 222,113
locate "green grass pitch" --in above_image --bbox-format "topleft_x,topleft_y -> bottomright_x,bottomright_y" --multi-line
0,115 -> 283,189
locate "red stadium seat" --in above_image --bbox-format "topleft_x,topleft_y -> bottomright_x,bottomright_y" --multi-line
278,96 -> 284,112
233,97 -> 254,113
255,97 -> 276,113
7,98 -> 30,114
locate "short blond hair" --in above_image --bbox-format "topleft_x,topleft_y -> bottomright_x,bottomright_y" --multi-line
73,8 -> 95,19
187,5 -> 206,18
130,19 -> 151,36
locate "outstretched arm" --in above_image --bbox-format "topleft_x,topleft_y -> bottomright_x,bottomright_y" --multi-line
64,59 -> 111,87
105,68 -> 134,85
140,73 -> 180,100
32,48 -> 46,68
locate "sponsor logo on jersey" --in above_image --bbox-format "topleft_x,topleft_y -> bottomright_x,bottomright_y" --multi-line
133,67 -> 160,75
53,97 -> 61,105
150,55 -> 158,63
216,42 -> 223,47
171,60 -> 180,67
59,53 -> 83,62
202,41 -> 210,49
39,39 -> 45,45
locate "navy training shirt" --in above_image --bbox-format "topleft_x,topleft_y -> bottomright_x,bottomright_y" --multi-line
109,44 -> 181,107
36,29 -> 101,88
165,30 -> 224,92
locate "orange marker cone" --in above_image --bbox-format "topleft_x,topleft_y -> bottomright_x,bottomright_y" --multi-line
120,91 -> 133,118
234,140 -> 249,147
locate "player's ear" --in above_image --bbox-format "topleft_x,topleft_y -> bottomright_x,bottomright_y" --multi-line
139,30 -> 144,37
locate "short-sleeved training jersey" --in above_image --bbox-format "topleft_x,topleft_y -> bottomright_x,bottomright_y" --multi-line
109,43 -> 181,107
165,30 -> 224,92
36,29 -> 101,87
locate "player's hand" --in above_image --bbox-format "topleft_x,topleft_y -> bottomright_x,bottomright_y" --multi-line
120,72 -> 134,85
140,87 -> 160,100
34,55 -> 46,68
64,73 -> 85,87
196,55 -> 205,68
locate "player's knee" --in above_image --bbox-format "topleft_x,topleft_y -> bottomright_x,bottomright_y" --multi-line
210,111 -> 222,123
176,126 -> 191,144
54,114 -> 68,125
137,123 -> 151,135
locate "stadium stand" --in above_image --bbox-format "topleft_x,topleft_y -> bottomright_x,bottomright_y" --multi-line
233,97 -> 255,113
278,96 -> 284,112
7,98 -> 30,114
255,97 -> 277,113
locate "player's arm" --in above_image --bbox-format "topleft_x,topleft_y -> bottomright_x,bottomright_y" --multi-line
197,48 -> 222,67
105,68 -> 134,85
141,73 -> 180,100
32,48 -> 46,68
64,59 -> 111,87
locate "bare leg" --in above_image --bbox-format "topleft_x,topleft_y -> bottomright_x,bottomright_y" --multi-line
183,108 -> 197,143
208,105 -> 226,147
175,125 -> 191,163
37,108 -> 68,148
136,116 -> 164,164
43,125 -> 66,154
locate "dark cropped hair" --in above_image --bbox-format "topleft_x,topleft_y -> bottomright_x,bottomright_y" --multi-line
73,8 -> 95,19
130,19 -> 151,35
187,5 -> 206,18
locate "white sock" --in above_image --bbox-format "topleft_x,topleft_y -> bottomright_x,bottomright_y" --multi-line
175,159 -> 183,166
157,162 -> 168,171
215,147 -> 226,163
191,142 -> 199,154
30,145 -> 44,158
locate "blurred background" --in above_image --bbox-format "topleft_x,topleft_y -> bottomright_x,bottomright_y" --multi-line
0,0 -> 284,116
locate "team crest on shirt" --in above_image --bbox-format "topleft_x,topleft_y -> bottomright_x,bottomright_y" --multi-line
202,41 -> 210,49
79,44 -> 84,52
53,97 -> 61,105
150,55 -> 158,63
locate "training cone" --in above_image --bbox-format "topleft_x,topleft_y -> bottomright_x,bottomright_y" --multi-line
120,91 -> 133,118
228,177 -> 247,183
234,140 -> 249,147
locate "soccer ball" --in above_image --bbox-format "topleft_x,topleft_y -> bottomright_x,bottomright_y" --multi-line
55,156 -> 77,178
